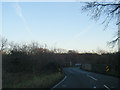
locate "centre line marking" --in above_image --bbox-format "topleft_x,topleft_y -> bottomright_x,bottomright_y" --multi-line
87,74 -> 97,81
104,85 -> 111,90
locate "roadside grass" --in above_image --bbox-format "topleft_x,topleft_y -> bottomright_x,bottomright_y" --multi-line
3,72 -> 64,88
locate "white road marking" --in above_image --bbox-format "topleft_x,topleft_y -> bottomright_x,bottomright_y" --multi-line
104,85 -> 111,90
52,75 -> 67,89
87,74 -> 97,81
93,86 -> 96,88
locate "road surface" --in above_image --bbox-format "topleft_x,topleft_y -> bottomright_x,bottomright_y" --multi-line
53,67 -> 120,89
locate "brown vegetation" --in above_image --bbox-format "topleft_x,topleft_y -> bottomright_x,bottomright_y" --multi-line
1,38 -> 120,88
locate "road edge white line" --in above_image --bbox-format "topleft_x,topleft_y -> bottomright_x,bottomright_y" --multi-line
87,74 -> 97,81
52,75 -> 67,89
104,85 -> 111,90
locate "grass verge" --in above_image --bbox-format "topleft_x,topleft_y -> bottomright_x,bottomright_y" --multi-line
3,72 -> 64,88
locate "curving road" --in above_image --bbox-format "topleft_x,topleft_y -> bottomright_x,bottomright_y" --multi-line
53,67 -> 120,89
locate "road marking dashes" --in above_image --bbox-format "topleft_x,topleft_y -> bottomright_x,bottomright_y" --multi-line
87,74 -> 97,81
104,85 -> 111,90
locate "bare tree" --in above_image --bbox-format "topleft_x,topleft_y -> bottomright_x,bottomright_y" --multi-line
0,37 -> 8,53
82,1 -> 120,51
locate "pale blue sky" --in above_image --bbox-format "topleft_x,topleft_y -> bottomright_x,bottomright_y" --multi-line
2,2 -> 118,52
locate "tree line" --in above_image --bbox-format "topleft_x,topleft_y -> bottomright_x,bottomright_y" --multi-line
1,38 -> 119,74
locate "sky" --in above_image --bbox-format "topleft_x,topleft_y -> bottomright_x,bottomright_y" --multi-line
2,2 -> 118,52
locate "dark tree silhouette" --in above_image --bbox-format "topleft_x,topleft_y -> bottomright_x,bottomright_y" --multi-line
82,1 -> 120,51
0,37 -> 8,53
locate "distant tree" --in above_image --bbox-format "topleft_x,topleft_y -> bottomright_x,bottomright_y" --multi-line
53,48 -> 67,53
9,42 -> 21,54
68,50 -> 78,54
0,37 -> 8,53
28,41 -> 39,54
82,1 -> 120,51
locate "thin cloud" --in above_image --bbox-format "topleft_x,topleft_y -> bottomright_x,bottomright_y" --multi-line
13,2 -> 33,36
73,24 -> 94,40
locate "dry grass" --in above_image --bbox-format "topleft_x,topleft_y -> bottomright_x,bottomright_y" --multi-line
2,72 -> 64,88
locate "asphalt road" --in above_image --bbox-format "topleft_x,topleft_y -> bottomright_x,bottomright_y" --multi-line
53,67 -> 120,89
